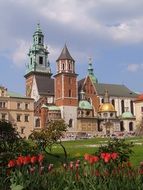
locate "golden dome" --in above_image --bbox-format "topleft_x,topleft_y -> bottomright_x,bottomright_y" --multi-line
98,103 -> 115,112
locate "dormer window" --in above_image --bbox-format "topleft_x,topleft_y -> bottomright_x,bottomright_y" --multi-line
39,56 -> 43,65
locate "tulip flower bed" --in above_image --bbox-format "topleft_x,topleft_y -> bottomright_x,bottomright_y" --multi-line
1,151 -> 143,190
1,138 -> 143,190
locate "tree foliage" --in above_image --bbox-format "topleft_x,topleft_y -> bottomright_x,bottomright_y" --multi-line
29,120 -> 68,161
0,120 -> 20,152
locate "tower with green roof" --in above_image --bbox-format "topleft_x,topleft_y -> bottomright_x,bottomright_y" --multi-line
24,24 -> 52,97
88,58 -> 98,84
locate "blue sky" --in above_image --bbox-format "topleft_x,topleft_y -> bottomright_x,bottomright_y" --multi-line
0,0 -> 143,94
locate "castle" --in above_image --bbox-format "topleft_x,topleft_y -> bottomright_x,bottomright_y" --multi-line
24,24 -> 138,137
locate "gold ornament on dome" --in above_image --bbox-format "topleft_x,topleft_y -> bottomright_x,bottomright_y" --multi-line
98,103 -> 115,112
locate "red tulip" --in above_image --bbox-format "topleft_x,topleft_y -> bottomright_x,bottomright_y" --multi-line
38,154 -> 44,163
29,166 -> 35,174
104,153 -> 111,163
31,156 -> 37,164
63,163 -> 67,170
8,160 -> 15,168
76,160 -> 80,164
69,161 -> 74,170
23,155 -> 31,165
101,153 -> 111,163
16,155 -> 25,166
84,153 -> 91,161
48,164 -> 53,172
75,163 -> 79,169
111,153 -> 118,160
89,156 -> 99,164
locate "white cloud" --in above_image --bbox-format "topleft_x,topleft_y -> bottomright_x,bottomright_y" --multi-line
127,64 -> 143,72
109,18 -> 143,43
11,39 -> 30,67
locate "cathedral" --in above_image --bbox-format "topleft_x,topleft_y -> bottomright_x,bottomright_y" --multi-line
24,24 -> 138,137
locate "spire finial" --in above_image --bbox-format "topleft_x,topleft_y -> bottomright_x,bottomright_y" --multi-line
36,22 -> 41,32
104,89 -> 109,103
88,57 -> 92,64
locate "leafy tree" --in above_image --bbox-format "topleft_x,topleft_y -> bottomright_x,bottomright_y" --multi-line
0,120 -> 36,163
29,120 -> 68,162
0,120 -> 20,156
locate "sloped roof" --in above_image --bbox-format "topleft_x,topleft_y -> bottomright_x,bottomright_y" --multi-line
94,83 -> 138,98
35,75 -> 54,96
56,44 -> 74,61
78,78 -> 138,98
135,94 -> 143,102
7,91 -> 33,99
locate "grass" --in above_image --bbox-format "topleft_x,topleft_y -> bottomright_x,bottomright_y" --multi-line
46,136 -> 143,167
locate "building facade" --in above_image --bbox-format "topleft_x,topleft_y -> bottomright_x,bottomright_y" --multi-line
24,24 -> 139,136
0,86 -> 34,138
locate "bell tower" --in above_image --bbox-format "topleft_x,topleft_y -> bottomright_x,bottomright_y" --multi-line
24,23 -> 51,97
54,44 -> 78,131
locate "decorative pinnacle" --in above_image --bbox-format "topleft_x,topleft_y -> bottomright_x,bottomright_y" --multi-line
88,57 -> 92,64
36,23 -> 41,32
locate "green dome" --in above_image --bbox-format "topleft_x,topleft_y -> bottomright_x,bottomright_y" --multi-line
121,112 -> 134,119
41,104 -> 60,111
79,100 -> 92,110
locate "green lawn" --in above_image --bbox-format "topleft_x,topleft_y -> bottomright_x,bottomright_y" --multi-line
46,136 -> 143,167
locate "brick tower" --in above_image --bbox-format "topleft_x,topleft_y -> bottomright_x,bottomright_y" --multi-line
54,44 -> 78,132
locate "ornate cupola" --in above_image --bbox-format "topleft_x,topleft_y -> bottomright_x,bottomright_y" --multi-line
88,58 -> 98,83
25,23 -> 51,76
24,24 -> 52,97
98,90 -> 116,113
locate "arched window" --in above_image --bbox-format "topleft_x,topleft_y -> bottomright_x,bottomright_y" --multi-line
121,100 -> 124,113
130,100 -> 134,115
112,99 -> 115,107
120,121 -> 124,131
69,119 -> 73,128
129,122 -> 133,131
101,98 -> 104,103
62,63 -> 65,70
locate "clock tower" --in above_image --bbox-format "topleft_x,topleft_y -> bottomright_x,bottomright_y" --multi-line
24,24 -> 52,99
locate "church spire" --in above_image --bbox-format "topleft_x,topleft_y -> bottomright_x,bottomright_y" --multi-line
57,44 -> 74,61
56,44 -> 75,74
88,58 -> 98,83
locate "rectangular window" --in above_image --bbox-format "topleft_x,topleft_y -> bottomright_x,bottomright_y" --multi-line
0,102 -> 6,108
69,78 -> 71,84
30,58 -> 32,65
1,113 -> 6,120
17,103 -> 21,109
21,128 -> 24,134
39,56 -> 43,64
25,103 -> 29,110
69,90 -> 71,97
39,37 -> 41,44
17,114 -> 21,122
25,115 -> 29,122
